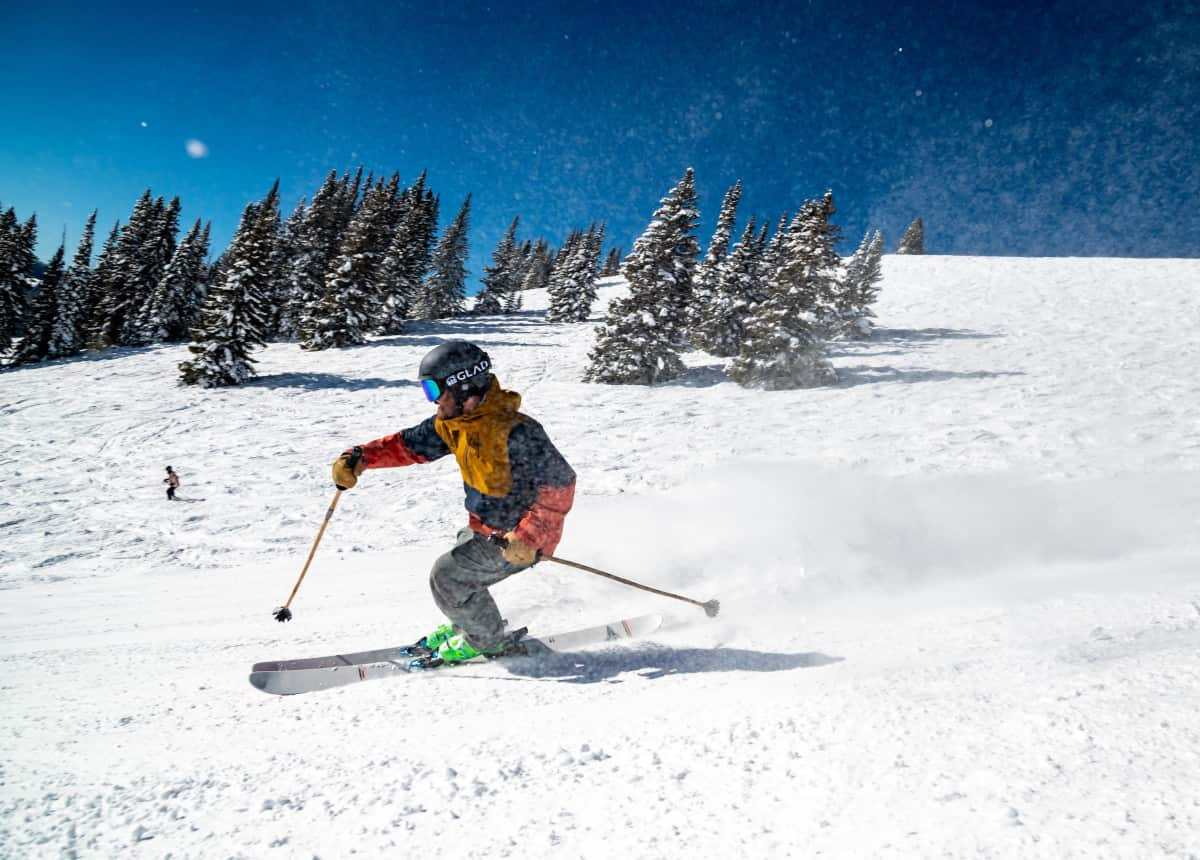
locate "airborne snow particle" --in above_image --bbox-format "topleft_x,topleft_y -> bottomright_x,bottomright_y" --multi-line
186,139 -> 210,158
140,121 -> 148,128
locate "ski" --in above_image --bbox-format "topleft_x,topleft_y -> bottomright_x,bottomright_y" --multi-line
248,613 -> 663,696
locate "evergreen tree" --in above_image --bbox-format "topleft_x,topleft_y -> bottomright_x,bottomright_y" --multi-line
93,190 -> 159,347
839,230 -> 885,339
47,210 -> 97,358
584,169 -> 701,385
376,175 -> 438,334
285,171 -> 347,341
692,179 -> 742,337
338,166 -> 364,235
513,238 -> 553,310
415,194 -> 471,319
728,194 -> 840,389
180,223 -> 213,337
135,219 -> 211,342
12,243 -> 66,364
545,229 -> 582,322
179,185 -> 279,386
548,222 -> 604,323
265,197 -> 306,339
0,210 -> 36,357
502,240 -> 534,313
0,208 -> 21,356
775,191 -> 843,331
84,220 -> 121,342
692,216 -> 764,357
898,217 -> 924,254
600,246 -> 624,277
758,213 -> 789,285
121,195 -> 180,344
475,216 -> 520,315
300,179 -> 392,350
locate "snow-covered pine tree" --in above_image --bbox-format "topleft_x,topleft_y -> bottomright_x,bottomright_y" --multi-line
545,229 -> 582,322
84,220 -> 120,345
350,171 -> 402,325
121,195 -> 180,345
338,166 -> 364,236
583,168 -> 701,385
180,223 -> 212,337
691,179 -> 742,339
300,179 -> 394,350
600,246 -> 623,277
758,212 -> 788,286
12,243 -> 66,364
501,240 -> 534,313
375,176 -> 438,334
178,185 -> 279,387
898,217 -> 924,254
414,194 -> 470,319
475,216 -> 520,315
514,238 -> 553,309
579,222 -> 605,314
92,190 -> 158,348
0,208 -> 31,357
284,171 -> 347,341
779,190 -> 843,333
728,193 -> 840,389
692,216 -> 764,357
135,219 -> 211,343
551,222 -> 604,323
266,197 -> 306,339
838,229 -> 884,339
46,210 -> 97,358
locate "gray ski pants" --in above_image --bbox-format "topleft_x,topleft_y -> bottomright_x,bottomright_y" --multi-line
429,528 -> 533,649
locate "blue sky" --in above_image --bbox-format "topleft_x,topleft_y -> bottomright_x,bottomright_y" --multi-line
2,0 -> 1197,287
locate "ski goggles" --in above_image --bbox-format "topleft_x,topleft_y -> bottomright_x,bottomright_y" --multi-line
420,377 -> 443,402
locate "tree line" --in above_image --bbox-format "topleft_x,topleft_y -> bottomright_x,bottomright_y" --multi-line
0,170 -> 623,385
1,167 -> 916,390
584,169 -> 893,389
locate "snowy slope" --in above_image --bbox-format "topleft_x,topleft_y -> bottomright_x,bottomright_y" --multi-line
2,256 -> 1199,858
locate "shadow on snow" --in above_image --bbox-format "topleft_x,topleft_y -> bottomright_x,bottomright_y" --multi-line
245,372 -> 418,391
833,366 -> 1024,388
498,643 -> 843,684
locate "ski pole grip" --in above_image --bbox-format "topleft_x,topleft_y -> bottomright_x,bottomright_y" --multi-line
334,446 -> 365,492
487,532 -> 543,563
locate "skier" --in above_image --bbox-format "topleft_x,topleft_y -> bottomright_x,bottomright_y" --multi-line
163,465 -> 180,501
331,341 -> 576,664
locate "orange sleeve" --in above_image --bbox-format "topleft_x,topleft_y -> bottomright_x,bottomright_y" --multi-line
512,480 -> 575,557
357,432 -> 429,469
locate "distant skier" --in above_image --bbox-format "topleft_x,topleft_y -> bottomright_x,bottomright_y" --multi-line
164,466 -> 180,501
332,341 -> 576,664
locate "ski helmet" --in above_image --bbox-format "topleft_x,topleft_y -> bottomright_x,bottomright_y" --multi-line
418,341 -> 493,402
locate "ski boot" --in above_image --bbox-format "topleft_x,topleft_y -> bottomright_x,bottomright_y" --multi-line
416,622 -> 455,654
414,628 -> 529,669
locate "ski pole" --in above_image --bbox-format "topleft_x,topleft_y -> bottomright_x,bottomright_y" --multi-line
544,554 -> 720,617
489,536 -> 720,617
273,489 -> 342,622
273,448 -> 363,622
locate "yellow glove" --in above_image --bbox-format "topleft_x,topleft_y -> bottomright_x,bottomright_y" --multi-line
332,447 -> 366,490
500,533 -> 538,566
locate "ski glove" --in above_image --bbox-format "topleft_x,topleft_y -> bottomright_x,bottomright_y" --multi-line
332,447 -> 366,490
500,532 -> 538,566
